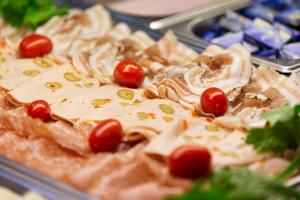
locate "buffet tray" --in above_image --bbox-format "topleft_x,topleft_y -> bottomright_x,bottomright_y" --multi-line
0,1 -> 205,199
156,0 -> 300,73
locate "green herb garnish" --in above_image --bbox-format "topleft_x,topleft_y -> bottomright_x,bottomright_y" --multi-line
0,0 -> 68,29
166,167 -> 300,200
246,105 -> 300,154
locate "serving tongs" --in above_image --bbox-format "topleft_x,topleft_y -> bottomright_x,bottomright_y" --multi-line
149,0 -> 251,30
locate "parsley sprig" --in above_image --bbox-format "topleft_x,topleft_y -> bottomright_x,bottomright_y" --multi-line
246,105 -> 300,154
0,0 -> 68,29
166,168 -> 300,200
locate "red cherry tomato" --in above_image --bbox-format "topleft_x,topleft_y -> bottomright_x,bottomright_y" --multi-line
19,34 -> 53,58
27,100 -> 51,121
113,60 -> 145,88
89,119 -> 123,153
201,87 -> 228,117
168,145 -> 212,179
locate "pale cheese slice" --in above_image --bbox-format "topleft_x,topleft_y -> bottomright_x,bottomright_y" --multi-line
51,85 -> 145,122
0,57 -> 57,90
8,64 -> 99,105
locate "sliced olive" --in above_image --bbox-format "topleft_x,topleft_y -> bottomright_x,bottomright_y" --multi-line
64,72 -> 81,82
45,81 -> 62,90
117,89 -> 134,100
205,125 -> 219,132
159,104 -> 175,114
33,57 -> 55,68
23,69 -> 41,77
137,112 -> 149,120
162,116 -> 174,122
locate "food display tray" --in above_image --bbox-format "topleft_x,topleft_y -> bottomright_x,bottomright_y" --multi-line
0,0 -> 205,199
167,0 -> 300,73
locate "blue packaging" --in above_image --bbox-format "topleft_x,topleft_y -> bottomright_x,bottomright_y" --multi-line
280,42 -> 300,60
276,9 -> 300,27
212,32 -> 244,48
219,12 -> 252,32
242,5 -> 275,22
245,19 -> 291,50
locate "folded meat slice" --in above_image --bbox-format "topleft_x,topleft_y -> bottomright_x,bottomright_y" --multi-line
148,44 -> 252,113
108,23 -> 132,41
0,17 -> 30,49
119,182 -> 185,200
36,9 -> 83,56
290,72 -> 300,85
0,58 -> 58,91
66,142 -> 146,190
249,157 -> 290,178
145,117 -> 265,169
0,108 -> 91,156
52,85 -> 145,123
253,65 -> 300,106
79,5 -> 112,39
0,38 -> 18,64
7,64 -> 99,105
76,98 -> 195,142
88,41 -> 123,82
146,31 -> 198,66
86,154 -> 191,200
0,131 -> 84,180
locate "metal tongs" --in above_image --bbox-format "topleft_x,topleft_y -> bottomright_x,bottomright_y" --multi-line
149,0 -> 251,30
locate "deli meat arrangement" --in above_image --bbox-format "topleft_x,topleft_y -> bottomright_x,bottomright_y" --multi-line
1,3 -> 300,200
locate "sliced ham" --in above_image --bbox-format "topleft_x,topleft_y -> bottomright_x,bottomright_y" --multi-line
0,108 -> 91,156
0,131 -> 84,180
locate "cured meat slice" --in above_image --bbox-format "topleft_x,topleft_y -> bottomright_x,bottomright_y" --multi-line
79,5 -> 112,39
0,38 -> 18,64
253,65 -> 300,106
148,31 -> 198,65
52,85 -> 145,123
147,44 -> 252,113
36,9 -> 83,56
7,64 -> 99,105
0,131 -> 84,180
87,154 -> 191,200
145,117 -> 264,169
0,108 -> 91,156
249,158 -> 290,178
0,58 -> 57,91
118,182 -> 186,200
76,98 -> 195,142
66,143 -> 146,190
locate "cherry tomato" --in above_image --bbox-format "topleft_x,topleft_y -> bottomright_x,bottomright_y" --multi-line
89,119 -> 123,153
113,60 -> 145,88
201,87 -> 228,117
19,34 -> 53,58
168,145 -> 212,179
27,100 -> 51,121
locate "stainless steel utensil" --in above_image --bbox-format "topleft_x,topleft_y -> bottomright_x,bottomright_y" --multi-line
150,0 -> 250,29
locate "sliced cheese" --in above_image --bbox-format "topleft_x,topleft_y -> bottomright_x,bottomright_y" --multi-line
0,57 -> 57,90
8,64 -> 99,105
